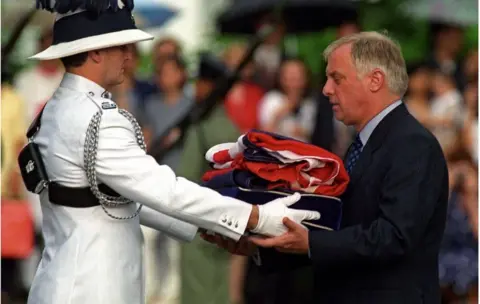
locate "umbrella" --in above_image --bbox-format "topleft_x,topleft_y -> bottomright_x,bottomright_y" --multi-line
217,0 -> 359,34
402,0 -> 477,26
132,0 -> 179,28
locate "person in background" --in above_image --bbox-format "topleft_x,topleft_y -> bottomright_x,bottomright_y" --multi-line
404,63 -> 432,126
179,54 -> 242,304
14,27 -> 64,121
1,83 -> 27,200
336,20 -> 361,38
429,70 -> 465,158
460,82 -> 478,165
153,37 -> 182,71
244,57 -> 317,304
133,37 -> 184,127
252,16 -> 287,90
440,160 -> 478,304
1,80 -> 29,303
426,23 -> 465,91
143,55 -> 192,172
136,55 -> 192,304
221,43 -> 265,304
258,57 -> 316,142
222,43 -> 265,133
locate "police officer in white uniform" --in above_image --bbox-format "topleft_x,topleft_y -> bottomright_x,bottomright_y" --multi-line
21,1 -> 320,304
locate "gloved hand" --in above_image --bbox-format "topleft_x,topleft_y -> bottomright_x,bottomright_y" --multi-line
250,193 -> 320,237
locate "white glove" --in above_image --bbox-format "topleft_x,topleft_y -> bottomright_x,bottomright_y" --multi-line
250,192 -> 321,237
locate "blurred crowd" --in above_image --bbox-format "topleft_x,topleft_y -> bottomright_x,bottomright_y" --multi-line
1,18 -> 478,304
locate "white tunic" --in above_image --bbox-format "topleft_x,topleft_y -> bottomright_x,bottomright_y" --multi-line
27,73 -> 253,304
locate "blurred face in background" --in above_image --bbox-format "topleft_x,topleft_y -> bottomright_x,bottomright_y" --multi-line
262,20 -> 286,45
156,58 -> 186,92
435,27 -> 464,56
154,39 -> 180,68
278,59 -> 308,94
323,44 -> 370,127
408,67 -> 431,95
337,22 -> 360,38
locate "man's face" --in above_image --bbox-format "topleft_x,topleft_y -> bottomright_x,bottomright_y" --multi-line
322,44 -> 369,126
102,45 -> 132,87
437,27 -> 464,56
122,45 -> 138,77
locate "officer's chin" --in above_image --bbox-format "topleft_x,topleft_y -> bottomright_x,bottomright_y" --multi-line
116,73 -> 126,85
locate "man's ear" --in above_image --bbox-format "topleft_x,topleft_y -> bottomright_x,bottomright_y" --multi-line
369,68 -> 385,92
89,50 -> 103,64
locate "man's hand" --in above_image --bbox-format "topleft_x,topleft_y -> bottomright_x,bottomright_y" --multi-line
200,231 -> 256,256
249,217 -> 310,254
250,192 -> 320,237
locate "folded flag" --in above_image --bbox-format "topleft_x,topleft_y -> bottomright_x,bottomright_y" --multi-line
203,129 -> 349,197
201,130 -> 347,272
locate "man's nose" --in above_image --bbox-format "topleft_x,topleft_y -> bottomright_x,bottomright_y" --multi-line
322,79 -> 333,97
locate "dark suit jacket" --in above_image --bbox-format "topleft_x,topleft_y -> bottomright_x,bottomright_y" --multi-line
307,103 -> 449,303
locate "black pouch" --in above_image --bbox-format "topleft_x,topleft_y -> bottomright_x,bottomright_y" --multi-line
18,106 -> 50,194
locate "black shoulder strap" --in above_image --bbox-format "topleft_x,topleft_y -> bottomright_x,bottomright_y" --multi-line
26,104 -> 46,138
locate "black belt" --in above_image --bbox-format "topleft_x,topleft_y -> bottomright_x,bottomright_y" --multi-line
48,182 -> 120,208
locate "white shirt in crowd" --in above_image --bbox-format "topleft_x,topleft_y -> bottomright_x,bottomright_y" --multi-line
258,90 -> 317,142
14,65 -> 64,122
429,89 -> 465,152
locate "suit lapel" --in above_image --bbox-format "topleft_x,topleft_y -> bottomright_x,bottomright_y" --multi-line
348,103 -> 409,184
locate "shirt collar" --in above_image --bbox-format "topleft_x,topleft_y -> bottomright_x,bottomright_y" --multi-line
60,72 -> 112,99
359,100 -> 402,147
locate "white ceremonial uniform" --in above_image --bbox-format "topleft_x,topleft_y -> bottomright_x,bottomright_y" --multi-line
28,73 -> 253,304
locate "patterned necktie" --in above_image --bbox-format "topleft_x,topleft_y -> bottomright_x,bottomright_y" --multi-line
345,135 -> 363,174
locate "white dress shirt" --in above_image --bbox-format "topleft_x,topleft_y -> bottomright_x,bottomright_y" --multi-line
27,73 -> 253,304
359,100 -> 402,148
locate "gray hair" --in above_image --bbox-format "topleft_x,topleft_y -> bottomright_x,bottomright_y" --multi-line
323,31 -> 409,96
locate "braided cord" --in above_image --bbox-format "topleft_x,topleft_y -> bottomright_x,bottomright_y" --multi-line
83,109 -> 146,220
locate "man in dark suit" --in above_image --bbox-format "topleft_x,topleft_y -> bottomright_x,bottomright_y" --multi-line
204,31 -> 449,304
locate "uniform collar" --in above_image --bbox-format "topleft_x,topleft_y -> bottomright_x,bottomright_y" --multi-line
60,72 -> 113,99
